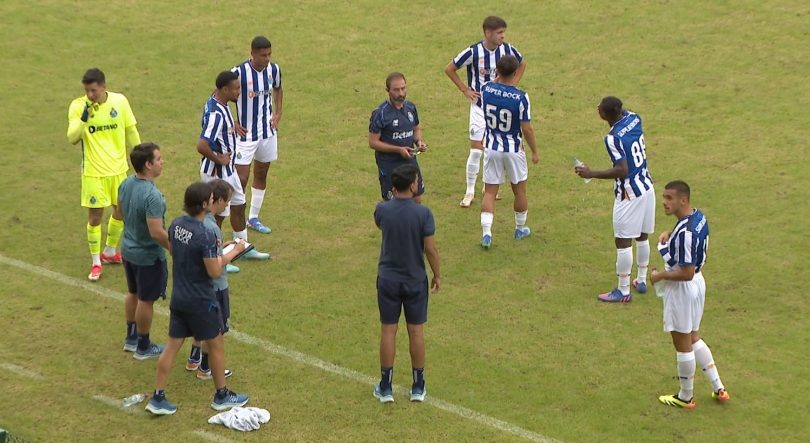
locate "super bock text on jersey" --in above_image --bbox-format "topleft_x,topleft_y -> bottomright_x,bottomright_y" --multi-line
453,41 -> 523,107
200,96 -> 237,178
232,60 -> 282,141
605,111 -> 654,201
169,216 -> 218,310
659,209 -> 709,273
481,83 -> 530,153
369,100 -> 420,162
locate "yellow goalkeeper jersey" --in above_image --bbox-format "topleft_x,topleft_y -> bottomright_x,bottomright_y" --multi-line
67,92 -> 137,177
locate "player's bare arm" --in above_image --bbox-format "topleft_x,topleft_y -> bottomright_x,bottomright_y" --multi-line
196,138 -> 232,166
658,230 -> 673,244
650,264 -> 696,284
575,159 -> 629,180
413,125 -> 427,151
424,235 -> 441,293
146,217 -> 171,251
369,132 -> 413,159
520,121 -> 539,164
271,86 -> 283,129
513,59 -> 527,85
444,61 -> 480,103
203,256 -> 224,280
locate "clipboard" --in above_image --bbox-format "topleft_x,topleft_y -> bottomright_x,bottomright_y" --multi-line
222,240 -> 255,262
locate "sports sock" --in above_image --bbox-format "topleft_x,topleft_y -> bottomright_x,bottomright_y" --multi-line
137,333 -> 151,351
106,216 -> 124,251
200,353 -> 210,372
616,247 -> 633,295
87,223 -> 101,265
233,229 -> 248,241
481,212 -> 494,237
154,389 -> 165,401
515,211 -> 527,230
636,240 -> 650,283
189,345 -> 201,362
413,368 -> 425,389
126,322 -> 137,340
466,149 -> 482,195
677,351 -> 696,401
249,188 -> 265,220
380,367 -> 393,390
215,387 -> 229,399
693,339 -> 725,392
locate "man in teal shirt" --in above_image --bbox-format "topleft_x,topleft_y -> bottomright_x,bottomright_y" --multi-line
118,142 -> 170,360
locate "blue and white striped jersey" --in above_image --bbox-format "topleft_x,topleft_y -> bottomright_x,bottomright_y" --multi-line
481,82 -> 530,153
605,111 -> 654,201
231,60 -> 282,142
659,209 -> 709,273
452,41 -> 523,108
199,95 -> 236,178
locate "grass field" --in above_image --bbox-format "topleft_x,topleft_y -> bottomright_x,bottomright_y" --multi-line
1,0 -> 809,442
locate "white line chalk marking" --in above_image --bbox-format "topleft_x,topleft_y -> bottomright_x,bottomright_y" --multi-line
1,254 -> 561,443
192,430 -> 239,443
0,363 -> 45,380
93,394 -> 148,416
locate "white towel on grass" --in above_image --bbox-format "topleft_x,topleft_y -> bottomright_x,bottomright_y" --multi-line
208,407 -> 271,432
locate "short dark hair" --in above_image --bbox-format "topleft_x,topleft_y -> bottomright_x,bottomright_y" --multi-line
391,164 -> 419,192
386,72 -> 406,90
665,180 -> 691,201
483,16 -> 507,31
599,96 -> 624,119
209,179 -> 233,203
82,68 -> 106,85
496,55 -> 519,78
216,71 -> 239,90
183,182 -> 212,217
130,142 -> 160,174
251,36 -> 272,50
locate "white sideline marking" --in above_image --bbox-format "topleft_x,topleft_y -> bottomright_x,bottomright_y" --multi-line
93,394 -> 148,416
192,430 -> 239,443
0,363 -> 45,380
0,255 -> 562,443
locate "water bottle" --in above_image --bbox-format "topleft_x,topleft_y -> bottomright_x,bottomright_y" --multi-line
573,158 -> 592,183
651,267 -> 665,298
122,392 -> 149,407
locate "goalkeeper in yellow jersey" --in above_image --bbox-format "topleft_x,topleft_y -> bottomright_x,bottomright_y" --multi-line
67,68 -> 141,281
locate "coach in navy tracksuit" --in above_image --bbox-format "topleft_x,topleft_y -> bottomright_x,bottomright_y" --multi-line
368,72 -> 428,203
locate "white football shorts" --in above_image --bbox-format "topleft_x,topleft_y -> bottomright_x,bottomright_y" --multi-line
662,271 -> 706,333
483,149 -> 528,185
613,187 -> 656,239
235,134 -> 278,165
469,103 -> 486,142
200,171 -> 245,217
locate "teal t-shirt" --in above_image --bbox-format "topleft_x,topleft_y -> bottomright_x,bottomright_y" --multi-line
119,175 -> 167,266
203,213 -> 228,290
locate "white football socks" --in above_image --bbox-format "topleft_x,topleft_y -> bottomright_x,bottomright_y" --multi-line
677,351 -> 696,401
248,187 -> 265,220
466,149 -> 482,195
616,247 -> 633,295
233,229 -> 248,241
693,339 -> 725,392
481,212 -> 493,237
103,245 -> 117,257
515,211 -> 527,230
636,240 -> 650,283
